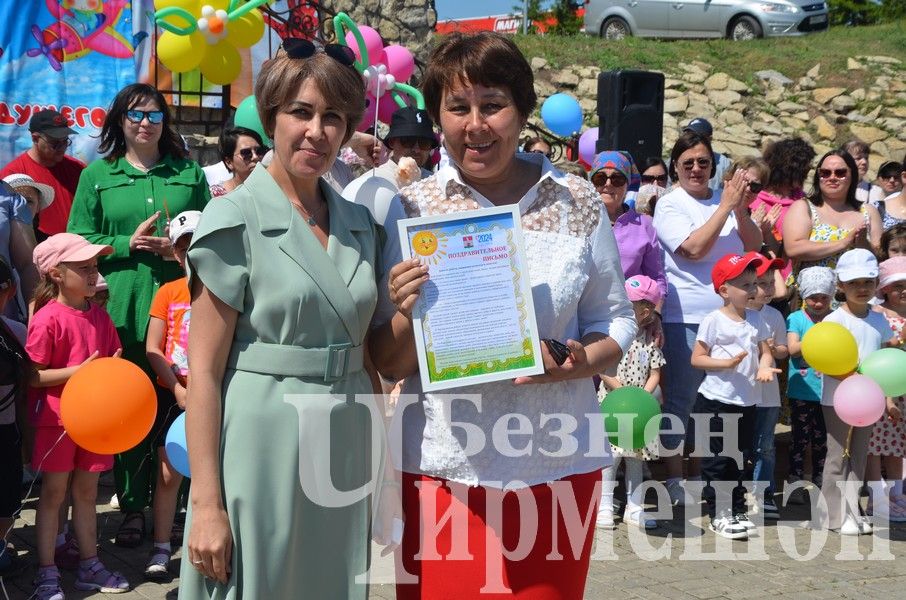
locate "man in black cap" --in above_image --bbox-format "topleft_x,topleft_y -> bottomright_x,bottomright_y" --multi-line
683,117 -> 731,189
0,109 -> 85,240
342,106 -> 437,224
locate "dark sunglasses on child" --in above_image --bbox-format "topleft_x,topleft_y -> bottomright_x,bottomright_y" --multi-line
237,146 -> 269,161
125,110 -> 164,125
282,38 -> 356,67
393,137 -> 435,151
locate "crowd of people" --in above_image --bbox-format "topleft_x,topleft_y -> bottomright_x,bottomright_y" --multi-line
0,29 -> 905,600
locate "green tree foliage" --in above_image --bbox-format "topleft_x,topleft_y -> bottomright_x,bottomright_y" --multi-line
512,0 -> 543,34
548,0 -> 583,35
826,0 -> 881,25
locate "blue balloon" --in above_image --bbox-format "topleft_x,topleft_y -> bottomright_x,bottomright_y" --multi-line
541,93 -> 583,137
165,412 -> 190,478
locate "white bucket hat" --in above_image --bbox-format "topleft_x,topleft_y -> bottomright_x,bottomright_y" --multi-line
3,173 -> 54,211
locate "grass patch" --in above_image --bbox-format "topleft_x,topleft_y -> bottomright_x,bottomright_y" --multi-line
514,20 -> 906,86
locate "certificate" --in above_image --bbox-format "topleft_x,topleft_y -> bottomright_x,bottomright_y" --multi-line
398,205 -> 544,391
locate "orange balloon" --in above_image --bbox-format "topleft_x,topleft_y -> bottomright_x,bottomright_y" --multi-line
60,358 -> 156,454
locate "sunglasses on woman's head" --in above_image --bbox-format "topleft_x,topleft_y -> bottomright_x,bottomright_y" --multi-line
237,146 -> 268,161
282,38 -> 356,67
819,168 -> 849,179
640,174 -> 668,185
125,110 -> 164,125
592,172 -> 628,187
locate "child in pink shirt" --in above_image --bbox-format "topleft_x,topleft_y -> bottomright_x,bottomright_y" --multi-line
27,233 -> 128,598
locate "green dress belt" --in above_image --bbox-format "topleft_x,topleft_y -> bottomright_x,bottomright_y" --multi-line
227,341 -> 364,382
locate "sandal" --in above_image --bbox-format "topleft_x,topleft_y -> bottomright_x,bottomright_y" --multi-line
75,559 -> 130,594
54,534 -> 80,570
114,511 -> 145,548
33,566 -> 64,600
144,547 -> 172,581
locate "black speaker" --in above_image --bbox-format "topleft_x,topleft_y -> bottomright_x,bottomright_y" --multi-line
596,70 -> 665,167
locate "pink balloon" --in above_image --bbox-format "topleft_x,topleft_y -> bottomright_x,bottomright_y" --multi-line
377,95 -> 400,124
578,127 -> 599,165
380,45 -> 415,83
833,375 -> 886,427
357,94 -> 378,132
345,25 -> 383,65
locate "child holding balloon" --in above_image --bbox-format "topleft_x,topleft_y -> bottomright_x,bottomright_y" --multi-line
818,249 -> 894,535
143,210 -> 200,580
26,233 -> 128,598
785,266 -> 835,499
866,256 -> 906,521
596,275 -> 665,530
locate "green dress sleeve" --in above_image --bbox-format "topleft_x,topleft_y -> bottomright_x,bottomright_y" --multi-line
66,162 -> 132,259
186,197 -> 249,313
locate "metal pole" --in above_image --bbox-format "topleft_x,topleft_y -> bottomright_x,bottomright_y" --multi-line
522,0 -> 528,34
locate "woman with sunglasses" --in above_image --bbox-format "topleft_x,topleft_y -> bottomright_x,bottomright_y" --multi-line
209,127 -> 268,197
591,151 -> 666,312
67,83 -> 210,549
372,32 -> 635,599
783,149 -> 882,279
179,45 -> 388,599
651,130 -> 764,506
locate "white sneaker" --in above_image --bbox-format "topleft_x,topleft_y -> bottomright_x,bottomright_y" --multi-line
837,517 -> 860,536
625,508 -> 657,530
109,494 -> 119,510
734,512 -> 757,531
709,515 -> 748,539
859,517 -> 873,535
595,508 -> 616,530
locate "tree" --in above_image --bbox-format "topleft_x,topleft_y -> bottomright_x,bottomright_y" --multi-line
548,0 -> 583,35
512,0 -> 543,34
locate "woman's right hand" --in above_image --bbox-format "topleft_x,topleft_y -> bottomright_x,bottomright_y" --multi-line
719,169 -> 749,213
187,504 -> 233,583
129,212 -> 171,255
388,258 -> 429,319
847,221 -> 869,249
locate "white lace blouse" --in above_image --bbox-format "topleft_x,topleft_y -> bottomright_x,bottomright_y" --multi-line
375,154 -> 637,488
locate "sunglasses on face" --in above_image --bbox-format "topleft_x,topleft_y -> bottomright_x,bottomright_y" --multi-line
880,173 -> 900,181
680,157 -> 712,171
592,172 -> 628,187
529,148 -> 552,158
282,38 -> 356,67
125,110 -> 164,125
640,173 -> 668,185
237,146 -> 268,161
394,137 -> 435,151
819,168 -> 849,179
40,135 -> 71,150
748,181 -> 764,193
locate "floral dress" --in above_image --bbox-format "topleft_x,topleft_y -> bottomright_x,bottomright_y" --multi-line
869,312 -> 906,458
597,332 -> 665,459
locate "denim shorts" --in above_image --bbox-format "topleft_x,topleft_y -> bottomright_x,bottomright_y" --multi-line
660,322 -> 703,451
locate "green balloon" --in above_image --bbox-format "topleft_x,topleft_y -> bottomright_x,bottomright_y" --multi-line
234,95 -> 271,146
600,386 -> 661,450
858,348 -> 906,397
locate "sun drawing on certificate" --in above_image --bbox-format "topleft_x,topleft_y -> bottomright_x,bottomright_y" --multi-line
410,229 -> 448,265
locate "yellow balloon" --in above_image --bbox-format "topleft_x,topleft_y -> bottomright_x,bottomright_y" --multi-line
157,30 -> 205,73
155,0 -> 202,30
801,321 -> 859,376
226,9 -> 265,48
200,41 -> 242,85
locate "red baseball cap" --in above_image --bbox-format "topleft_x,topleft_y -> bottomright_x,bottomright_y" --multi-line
711,252 -> 763,292
748,252 -> 786,276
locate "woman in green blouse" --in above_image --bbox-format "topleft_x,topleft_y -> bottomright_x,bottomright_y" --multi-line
68,83 -> 210,547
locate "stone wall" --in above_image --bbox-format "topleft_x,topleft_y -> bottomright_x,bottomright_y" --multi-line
530,55 -> 906,175
326,0 -> 437,62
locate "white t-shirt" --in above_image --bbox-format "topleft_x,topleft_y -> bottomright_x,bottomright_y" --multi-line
757,304 -> 787,408
821,308 -> 894,406
696,308 -> 771,407
0,316 -> 26,425
652,186 -> 745,325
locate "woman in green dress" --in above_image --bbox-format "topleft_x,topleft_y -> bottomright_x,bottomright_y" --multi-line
179,46 -> 393,598
67,83 -> 210,546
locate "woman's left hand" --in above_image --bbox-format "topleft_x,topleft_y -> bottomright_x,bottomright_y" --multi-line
134,234 -> 174,257
514,339 -> 589,385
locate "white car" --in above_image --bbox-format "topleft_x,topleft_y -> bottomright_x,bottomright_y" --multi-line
583,0 -> 829,40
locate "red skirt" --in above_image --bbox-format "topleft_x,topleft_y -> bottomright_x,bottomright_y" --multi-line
396,470 -> 601,600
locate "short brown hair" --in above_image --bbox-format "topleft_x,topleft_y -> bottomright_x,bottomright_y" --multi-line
255,53 -> 364,145
724,156 -> 770,184
422,32 -> 536,125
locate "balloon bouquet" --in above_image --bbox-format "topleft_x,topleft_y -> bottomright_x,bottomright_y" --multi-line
801,321 -> 906,453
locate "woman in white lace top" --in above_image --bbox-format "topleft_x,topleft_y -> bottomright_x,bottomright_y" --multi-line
369,31 -> 636,599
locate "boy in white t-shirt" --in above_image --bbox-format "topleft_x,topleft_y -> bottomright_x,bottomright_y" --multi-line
691,253 -> 780,540
747,253 -> 789,519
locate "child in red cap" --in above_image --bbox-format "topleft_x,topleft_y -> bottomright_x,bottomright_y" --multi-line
690,253 -> 780,540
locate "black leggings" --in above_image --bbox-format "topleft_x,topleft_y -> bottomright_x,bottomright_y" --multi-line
788,399 -> 827,484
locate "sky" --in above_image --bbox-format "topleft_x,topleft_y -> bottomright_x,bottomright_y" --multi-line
435,0 -> 553,21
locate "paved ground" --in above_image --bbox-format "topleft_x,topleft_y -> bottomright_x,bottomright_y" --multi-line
3,426 -> 905,599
